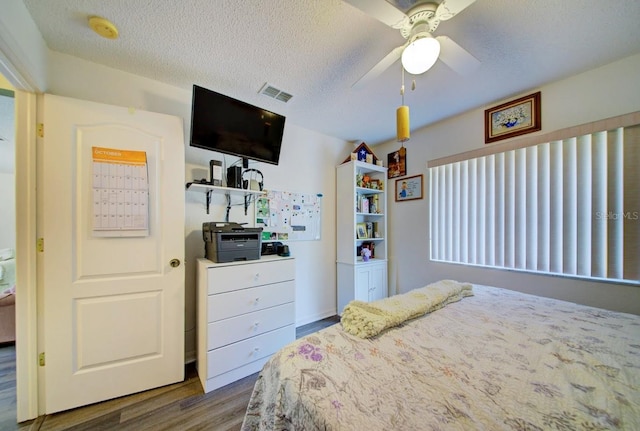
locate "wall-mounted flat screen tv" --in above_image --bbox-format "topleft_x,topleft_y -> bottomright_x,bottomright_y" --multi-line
190,84 -> 286,165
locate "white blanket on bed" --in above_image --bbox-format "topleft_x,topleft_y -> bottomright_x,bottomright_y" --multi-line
341,279 -> 473,338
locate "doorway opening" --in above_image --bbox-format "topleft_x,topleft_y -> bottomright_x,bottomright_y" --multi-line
0,73 -> 18,428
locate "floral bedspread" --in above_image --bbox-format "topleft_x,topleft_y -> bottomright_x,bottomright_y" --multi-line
241,285 -> 640,430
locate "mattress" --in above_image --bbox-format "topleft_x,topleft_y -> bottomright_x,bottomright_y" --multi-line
242,283 -> 640,430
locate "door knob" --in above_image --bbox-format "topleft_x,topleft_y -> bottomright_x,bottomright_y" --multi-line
169,258 -> 181,268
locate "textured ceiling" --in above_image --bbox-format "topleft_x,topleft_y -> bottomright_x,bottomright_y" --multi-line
20,0 -> 640,146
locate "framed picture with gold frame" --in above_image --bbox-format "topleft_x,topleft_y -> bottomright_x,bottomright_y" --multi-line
356,222 -> 368,239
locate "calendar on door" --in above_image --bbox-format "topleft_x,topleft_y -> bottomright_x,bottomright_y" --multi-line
92,146 -> 150,237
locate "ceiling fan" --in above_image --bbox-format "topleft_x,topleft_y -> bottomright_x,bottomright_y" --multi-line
347,0 -> 480,88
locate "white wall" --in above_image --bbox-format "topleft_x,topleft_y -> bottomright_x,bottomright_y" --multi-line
0,173 -> 15,250
376,53 -> 640,315
46,52 -> 350,361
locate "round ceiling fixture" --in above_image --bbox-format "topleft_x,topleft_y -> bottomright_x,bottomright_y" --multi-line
88,16 -> 119,39
401,33 -> 441,75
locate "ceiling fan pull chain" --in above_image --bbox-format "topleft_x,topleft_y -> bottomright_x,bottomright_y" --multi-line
400,64 -> 406,104
412,79 -> 416,91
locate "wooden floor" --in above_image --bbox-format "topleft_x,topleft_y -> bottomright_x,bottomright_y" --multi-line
0,316 -> 340,431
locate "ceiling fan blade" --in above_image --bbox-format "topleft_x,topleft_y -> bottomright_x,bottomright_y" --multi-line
436,36 -> 480,76
344,0 -> 408,28
435,0 -> 476,21
352,45 -> 404,89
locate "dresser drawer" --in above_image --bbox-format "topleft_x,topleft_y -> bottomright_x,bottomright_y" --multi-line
208,302 -> 294,350
207,324 -> 295,379
208,258 -> 295,294
207,281 -> 295,322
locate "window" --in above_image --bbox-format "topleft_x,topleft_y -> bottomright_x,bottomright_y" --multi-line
428,117 -> 640,284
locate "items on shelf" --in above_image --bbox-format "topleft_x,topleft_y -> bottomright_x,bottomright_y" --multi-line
342,142 -> 381,165
356,193 -> 382,214
356,242 -> 376,260
361,246 -> 371,262
356,173 -> 384,190
361,196 -> 369,213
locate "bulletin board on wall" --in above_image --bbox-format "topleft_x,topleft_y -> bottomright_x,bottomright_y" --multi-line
255,190 -> 322,241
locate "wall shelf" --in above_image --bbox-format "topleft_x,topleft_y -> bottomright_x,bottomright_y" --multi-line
185,182 -> 265,215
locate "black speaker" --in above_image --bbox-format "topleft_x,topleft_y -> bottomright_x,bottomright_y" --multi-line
226,166 -> 242,188
277,244 -> 290,256
242,169 -> 264,191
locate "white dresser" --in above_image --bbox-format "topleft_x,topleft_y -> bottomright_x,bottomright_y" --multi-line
196,256 -> 295,393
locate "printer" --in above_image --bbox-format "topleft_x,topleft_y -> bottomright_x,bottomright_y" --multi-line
202,222 -> 262,263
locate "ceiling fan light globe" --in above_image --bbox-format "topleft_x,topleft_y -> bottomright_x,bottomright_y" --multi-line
401,37 -> 441,75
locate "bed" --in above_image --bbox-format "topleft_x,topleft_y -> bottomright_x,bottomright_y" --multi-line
241,280 -> 640,430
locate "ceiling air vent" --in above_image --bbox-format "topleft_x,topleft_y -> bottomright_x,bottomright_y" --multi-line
259,83 -> 293,103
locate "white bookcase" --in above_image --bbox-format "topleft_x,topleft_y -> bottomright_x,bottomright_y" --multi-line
336,160 -> 388,314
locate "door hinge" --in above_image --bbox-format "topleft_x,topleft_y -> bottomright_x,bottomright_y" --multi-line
37,238 -> 44,252
39,352 -> 45,366
37,123 -> 44,138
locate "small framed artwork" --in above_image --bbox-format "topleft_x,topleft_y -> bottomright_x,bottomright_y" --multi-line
485,91 -> 541,143
356,222 -> 368,239
395,174 -> 423,202
387,146 -> 406,179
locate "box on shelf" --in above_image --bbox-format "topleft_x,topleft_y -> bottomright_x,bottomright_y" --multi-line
361,196 -> 369,213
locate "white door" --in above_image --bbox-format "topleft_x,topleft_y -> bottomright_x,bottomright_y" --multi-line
39,94 -> 185,414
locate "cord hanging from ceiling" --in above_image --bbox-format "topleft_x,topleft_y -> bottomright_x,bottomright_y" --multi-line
396,65 -> 410,143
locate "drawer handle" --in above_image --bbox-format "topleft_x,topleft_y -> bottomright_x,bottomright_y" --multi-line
254,297 -> 260,305
252,347 -> 260,355
254,272 -> 260,281
253,322 -> 260,331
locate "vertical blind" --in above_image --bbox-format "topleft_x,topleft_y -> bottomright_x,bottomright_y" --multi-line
429,124 -> 640,283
